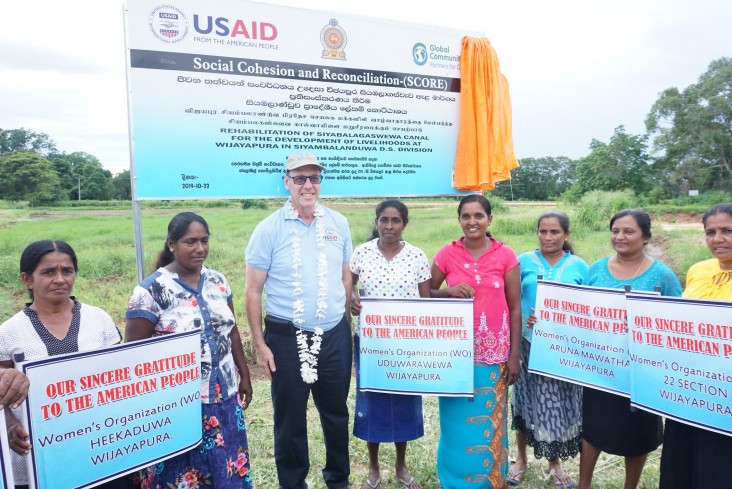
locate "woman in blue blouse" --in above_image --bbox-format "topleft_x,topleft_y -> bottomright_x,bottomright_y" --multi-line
509,212 -> 587,488
577,209 -> 682,489
126,212 -> 253,488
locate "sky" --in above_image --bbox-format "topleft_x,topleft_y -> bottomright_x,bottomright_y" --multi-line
1,0 -> 730,174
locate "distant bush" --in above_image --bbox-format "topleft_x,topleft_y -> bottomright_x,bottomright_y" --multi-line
646,191 -> 732,213
643,186 -> 667,205
0,200 -> 29,209
144,200 -> 241,209
493,216 -> 536,236
52,200 -> 131,208
199,200 -> 236,208
667,191 -> 732,206
240,199 -> 269,210
575,190 -> 638,232
487,194 -> 508,214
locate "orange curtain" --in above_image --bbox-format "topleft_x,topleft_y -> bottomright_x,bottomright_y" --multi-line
453,36 -> 519,191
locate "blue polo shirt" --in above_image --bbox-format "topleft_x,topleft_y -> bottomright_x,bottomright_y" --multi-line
245,201 -> 352,331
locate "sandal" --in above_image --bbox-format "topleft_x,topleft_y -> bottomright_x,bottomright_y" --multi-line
362,477 -> 381,489
398,477 -> 420,488
547,468 -> 574,488
507,464 -> 527,485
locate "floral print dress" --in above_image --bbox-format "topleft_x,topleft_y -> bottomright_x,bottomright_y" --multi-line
127,267 -> 252,489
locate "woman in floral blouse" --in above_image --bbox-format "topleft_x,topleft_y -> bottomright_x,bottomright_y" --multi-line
126,212 -> 253,488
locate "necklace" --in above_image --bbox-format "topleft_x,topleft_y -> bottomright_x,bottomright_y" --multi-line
288,201 -> 327,384
611,255 -> 647,279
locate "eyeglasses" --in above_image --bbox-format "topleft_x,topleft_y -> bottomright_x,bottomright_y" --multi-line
288,174 -> 322,185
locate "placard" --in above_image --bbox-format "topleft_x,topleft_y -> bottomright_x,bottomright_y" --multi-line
20,332 -> 202,489
529,281 -> 635,395
358,298 -> 473,396
0,411 -> 14,489
627,293 -> 732,436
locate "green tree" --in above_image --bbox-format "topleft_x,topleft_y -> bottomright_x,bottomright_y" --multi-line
0,151 -> 64,205
109,170 -> 132,200
566,126 -> 651,200
49,152 -> 112,200
646,57 -> 732,192
492,156 -> 575,200
0,128 -> 57,156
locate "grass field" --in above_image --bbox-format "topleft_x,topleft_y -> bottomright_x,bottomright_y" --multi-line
0,200 -> 708,488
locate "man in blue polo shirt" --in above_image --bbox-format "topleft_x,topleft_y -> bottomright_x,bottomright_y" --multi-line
245,152 -> 352,489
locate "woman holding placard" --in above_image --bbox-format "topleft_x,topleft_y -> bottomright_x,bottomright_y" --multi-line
0,240 -> 123,488
126,212 -> 253,489
578,209 -> 682,489
509,212 -> 588,488
350,200 -> 431,489
430,194 -> 521,488
659,202 -> 732,489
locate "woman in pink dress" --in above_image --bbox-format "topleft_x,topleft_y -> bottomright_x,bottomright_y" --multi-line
430,194 -> 522,488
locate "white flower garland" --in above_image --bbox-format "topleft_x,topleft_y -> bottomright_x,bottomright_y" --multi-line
289,201 -> 327,383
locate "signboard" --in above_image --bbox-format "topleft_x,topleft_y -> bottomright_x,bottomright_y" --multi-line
0,412 -> 14,489
358,298 -> 474,396
627,293 -> 732,436
529,281 -> 635,395
125,0 -> 480,198
19,332 -> 202,489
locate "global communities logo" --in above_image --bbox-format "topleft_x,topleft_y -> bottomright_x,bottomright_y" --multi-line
149,4 -> 188,43
412,43 -> 428,66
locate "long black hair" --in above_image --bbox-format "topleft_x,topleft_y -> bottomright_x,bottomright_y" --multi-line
537,211 -> 574,254
153,212 -> 210,270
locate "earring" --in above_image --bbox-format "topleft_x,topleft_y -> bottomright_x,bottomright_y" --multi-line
169,248 -> 174,252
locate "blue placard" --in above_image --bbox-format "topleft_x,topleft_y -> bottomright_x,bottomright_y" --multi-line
627,294 -> 732,436
529,281 -> 633,396
358,298 -> 474,396
20,332 -> 202,489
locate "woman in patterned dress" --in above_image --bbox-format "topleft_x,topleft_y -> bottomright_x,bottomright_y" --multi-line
351,200 -> 431,489
126,212 -> 253,489
0,240 -> 124,489
509,212 -> 588,488
430,194 -> 522,489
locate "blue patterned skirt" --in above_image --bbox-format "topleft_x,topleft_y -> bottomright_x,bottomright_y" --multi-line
353,334 -> 424,443
141,394 -> 252,489
437,363 -> 508,488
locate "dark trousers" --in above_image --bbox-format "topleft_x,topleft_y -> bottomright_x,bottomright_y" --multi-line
265,316 -> 352,489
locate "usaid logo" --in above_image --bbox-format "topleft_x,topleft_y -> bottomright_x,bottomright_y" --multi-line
149,5 -> 188,43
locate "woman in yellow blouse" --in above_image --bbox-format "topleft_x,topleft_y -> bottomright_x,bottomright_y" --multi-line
659,202 -> 732,489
